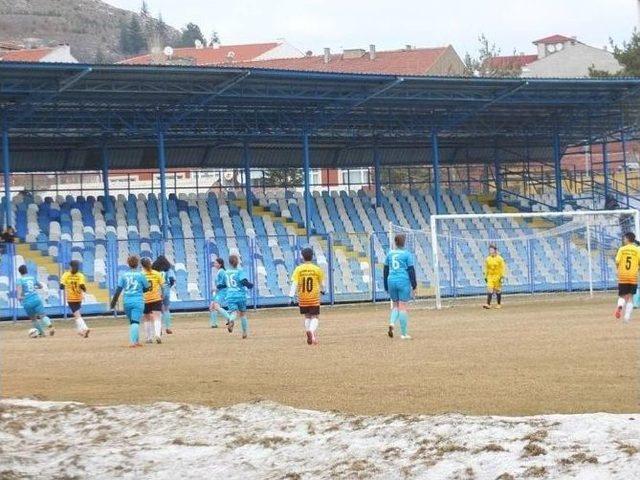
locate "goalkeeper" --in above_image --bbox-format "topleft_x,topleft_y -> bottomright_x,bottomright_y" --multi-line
483,244 -> 506,309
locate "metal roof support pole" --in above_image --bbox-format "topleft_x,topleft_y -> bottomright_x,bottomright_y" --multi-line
243,141 -> 252,216
621,129 -> 630,208
493,145 -> 503,212
373,144 -> 382,207
302,132 -> 311,242
553,132 -> 563,212
156,124 -> 169,240
602,141 -> 610,206
431,129 -> 444,215
101,147 -> 113,220
2,120 -> 11,229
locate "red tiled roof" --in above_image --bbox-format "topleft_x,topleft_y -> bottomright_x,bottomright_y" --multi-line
227,47 -> 450,76
0,47 -> 56,62
121,42 -> 280,66
485,54 -> 538,69
533,35 -> 574,44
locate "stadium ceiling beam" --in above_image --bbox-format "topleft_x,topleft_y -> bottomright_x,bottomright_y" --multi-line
438,81 -> 529,134
304,78 -> 405,134
163,71 -> 251,130
8,67 -> 93,128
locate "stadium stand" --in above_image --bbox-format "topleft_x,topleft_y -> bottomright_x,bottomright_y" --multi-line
0,188 -> 619,315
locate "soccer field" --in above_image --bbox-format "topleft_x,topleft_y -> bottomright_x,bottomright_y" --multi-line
3,295 -> 640,479
2,294 -> 638,415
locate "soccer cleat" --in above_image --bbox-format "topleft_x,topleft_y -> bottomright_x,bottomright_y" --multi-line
48,326 -> 55,336
401,335 -> 412,340
155,335 -> 162,344
495,305 -> 502,310
242,332 -> 248,339
615,306 -> 623,319
482,304 -> 491,310
388,325 -> 394,338
227,320 -> 234,333
146,338 -> 153,344
306,331 -> 313,345
165,328 -> 173,334
78,329 -> 90,338
312,333 -> 319,345
211,325 -> 218,329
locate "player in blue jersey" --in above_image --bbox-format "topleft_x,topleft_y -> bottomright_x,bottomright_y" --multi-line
383,233 -> 417,340
110,255 -> 150,347
224,254 -> 254,339
209,257 -> 232,328
17,265 -> 54,337
152,255 -> 176,334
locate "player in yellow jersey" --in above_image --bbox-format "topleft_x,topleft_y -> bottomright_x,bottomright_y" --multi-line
141,257 -> 164,343
60,260 -> 90,337
483,244 -> 506,309
289,247 -> 325,345
614,232 -> 640,323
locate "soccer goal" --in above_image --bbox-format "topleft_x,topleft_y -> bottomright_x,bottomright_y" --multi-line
390,209 -> 640,309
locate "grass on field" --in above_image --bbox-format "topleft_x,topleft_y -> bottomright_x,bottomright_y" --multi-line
1,294 -> 638,415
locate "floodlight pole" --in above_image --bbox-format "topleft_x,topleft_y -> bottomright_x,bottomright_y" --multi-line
156,123 -> 169,240
431,128 -> 444,215
553,131 -> 563,211
101,146 -> 112,220
373,143 -> 382,207
1,119 -> 11,229
302,131 -> 311,241
243,141 -> 252,215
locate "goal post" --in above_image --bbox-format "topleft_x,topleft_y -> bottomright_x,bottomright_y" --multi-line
431,209 -> 639,309
392,209 -> 640,310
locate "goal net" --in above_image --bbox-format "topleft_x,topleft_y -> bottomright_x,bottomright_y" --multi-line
390,209 -> 639,309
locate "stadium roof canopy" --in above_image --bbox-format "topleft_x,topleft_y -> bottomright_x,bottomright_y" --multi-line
1,62 -> 640,172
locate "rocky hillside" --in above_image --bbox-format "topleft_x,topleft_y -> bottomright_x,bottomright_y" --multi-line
0,0 -> 180,62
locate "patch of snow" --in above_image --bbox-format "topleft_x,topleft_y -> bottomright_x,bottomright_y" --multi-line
1,399 -> 639,479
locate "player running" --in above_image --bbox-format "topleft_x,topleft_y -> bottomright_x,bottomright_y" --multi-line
614,232 -> 640,323
60,260 -> 90,337
110,255 -> 150,347
224,254 -> 254,339
17,265 -> 54,337
383,233 -> 416,340
141,257 -> 164,344
289,247 -> 325,346
483,244 -> 506,310
209,257 -> 231,329
152,255 -> 176,334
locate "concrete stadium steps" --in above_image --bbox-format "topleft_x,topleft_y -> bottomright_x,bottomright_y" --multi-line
14,243 -> 110,304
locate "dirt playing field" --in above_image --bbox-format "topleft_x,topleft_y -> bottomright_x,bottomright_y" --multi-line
1,294 -> 638,416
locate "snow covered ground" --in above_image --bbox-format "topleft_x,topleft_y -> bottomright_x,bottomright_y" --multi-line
1,399 -> 639,480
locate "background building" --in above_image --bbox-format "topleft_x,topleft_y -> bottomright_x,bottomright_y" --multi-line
0,44 -> 77,63
234,44 -> 465,76
488,34 -> 622,77
121,40 -> 303,66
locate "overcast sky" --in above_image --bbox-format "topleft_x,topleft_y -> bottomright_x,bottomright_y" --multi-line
105,0 -> 638,57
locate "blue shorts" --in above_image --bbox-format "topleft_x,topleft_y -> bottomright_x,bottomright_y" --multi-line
23,297 -> 45,318
124,301 -> 144,324
226,298 -> 247,313
213,290 -> 226,306
388,281 -> 412,302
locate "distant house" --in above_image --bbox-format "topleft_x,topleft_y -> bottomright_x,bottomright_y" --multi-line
121,40 -> 304,66
235,44 -> 465,77
487,35 -> 622,78
0,45 -> 78,63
